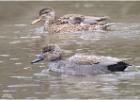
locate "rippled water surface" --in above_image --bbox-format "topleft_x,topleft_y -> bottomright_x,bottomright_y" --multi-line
0,1 -> 140,99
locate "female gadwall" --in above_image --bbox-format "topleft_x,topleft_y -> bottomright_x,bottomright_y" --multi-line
31,44 -> 129,75
32,7 -> 111,33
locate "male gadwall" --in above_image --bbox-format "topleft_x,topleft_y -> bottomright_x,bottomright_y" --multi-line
31,44 -> 129,75
32,7 -> 111,34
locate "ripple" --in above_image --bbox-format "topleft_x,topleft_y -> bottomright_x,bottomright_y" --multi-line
0,54 -> 10,57
0,36 -> 6,39
34,71 -> 50,77
31,36 -> 41,39
20,36 -> 30,39
116,71 -> 140,80
1,93 -> 13,99
7,84 -> 40,88
135,65 -> 140,68
34,27 -> 45,33
23,67 -> 32,70
10,76 -> 32,80
9,40 -> 21,44
14,24 -> 27,27
131,83 -> 140,86
14,31 -> 21,34
39,63 -> 45,65
26,97 -> 38,99
3,89 -> 16,93
19,36 -> 41,39
21,48 -> 30,50
0,60 -> 4,63
14,62 -> 22,65
9,58 -> 19,61
39,65 -> 46,68
84,3 -> 93,8
80,33 -> 103,41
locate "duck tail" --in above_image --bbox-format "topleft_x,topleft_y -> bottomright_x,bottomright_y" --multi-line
98,16 -> 110,21
102,23 -> 113,31
104,16 -> 111,19
107,61 -> 129,72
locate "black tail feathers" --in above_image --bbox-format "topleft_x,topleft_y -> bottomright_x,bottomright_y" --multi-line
107,61 -> 129,72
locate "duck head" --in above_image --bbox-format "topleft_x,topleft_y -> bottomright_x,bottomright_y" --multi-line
31,44 -> 62,64
32,7 -> 55,25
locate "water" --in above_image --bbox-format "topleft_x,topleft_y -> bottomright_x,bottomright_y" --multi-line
0,1 -> 140,99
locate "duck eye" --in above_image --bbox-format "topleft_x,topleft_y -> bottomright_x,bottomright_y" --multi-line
47,13 -> 51,16
42,47 -> 52,53
39,11 -> 49,16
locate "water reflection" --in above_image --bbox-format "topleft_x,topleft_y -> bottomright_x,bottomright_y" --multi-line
0,1 -> 140,99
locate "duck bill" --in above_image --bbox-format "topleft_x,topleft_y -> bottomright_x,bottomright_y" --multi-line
31,53 -> 45,64
31,17 -> 42,25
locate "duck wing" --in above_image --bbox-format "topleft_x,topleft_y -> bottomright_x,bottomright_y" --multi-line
82,16 -> 110,25
56,14 -> 84,24
84,16 -> 110,21
57,15 -> 110,25
68,54 -> 100,65
68,54 -> 123,66
61,14 -> 84,18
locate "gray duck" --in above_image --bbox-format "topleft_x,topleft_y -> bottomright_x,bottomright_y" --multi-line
31,44 -> 129,75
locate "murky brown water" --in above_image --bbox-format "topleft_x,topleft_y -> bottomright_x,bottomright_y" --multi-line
0,1 -> 140,99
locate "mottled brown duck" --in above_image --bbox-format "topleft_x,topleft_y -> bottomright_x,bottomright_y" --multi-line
32,7 -> 111,34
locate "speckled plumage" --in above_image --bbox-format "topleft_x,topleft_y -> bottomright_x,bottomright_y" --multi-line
48,23 -> 107,33
32,7 -> 111,33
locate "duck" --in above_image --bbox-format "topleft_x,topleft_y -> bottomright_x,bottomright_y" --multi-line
31,44 -> 130,75
32,7 -> 111,34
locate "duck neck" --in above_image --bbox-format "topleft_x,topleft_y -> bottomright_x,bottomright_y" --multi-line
43,18 -> 55,32
43,19 -> 50,31
47,52 -> 62,62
